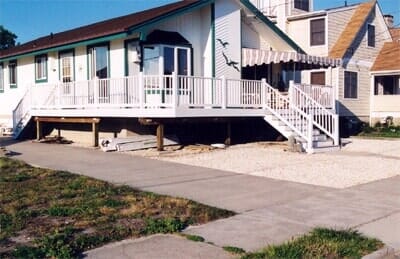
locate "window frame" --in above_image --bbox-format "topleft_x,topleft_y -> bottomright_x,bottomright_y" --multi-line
58,49 -> 75,83
294,0 -> 310,11
310,71 -> 326,86
0,62 -> 4,93
367,23 -> 375,47
310,18 -> 326,46
344,71 -> 358,99
8,60 -> 17,88
34,54 -> 48,83
87,42 -> 110,80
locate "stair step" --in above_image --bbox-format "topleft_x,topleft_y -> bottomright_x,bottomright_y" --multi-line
312,145 -> 341,153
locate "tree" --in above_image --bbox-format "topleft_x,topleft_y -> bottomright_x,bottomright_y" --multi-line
0,25 -> 18,50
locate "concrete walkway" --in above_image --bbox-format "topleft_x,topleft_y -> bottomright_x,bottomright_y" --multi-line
3,139 -> 400,257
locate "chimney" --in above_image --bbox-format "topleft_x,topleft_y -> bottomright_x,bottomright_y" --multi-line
383,14 -> 394,28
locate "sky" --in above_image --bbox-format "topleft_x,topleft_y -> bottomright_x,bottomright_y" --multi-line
0,0 -> 399,44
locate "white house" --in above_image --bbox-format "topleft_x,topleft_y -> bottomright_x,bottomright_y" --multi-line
0,0 -> 340,152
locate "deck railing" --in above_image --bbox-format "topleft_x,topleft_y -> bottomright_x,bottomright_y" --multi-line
13,74 -> 338,149
296,83 -> 335,109
289,81 -> 339,148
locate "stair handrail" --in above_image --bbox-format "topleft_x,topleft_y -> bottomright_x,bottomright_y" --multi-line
12,85 -> 32,137
262,79 -> 312,142
289,81 -> 339,146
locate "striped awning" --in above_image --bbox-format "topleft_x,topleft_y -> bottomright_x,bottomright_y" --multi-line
242,48 -> 341,67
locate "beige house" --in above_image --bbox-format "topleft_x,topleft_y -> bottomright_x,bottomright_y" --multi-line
370,42 -> 400,125
251,0 -> 396,128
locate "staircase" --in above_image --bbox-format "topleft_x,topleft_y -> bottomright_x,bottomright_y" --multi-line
262,80 -> 339,153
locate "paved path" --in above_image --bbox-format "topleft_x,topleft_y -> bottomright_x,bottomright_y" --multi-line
3,139 -> 400,257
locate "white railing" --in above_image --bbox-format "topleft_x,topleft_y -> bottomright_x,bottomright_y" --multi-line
12,87 -> 32,137
262,80 -> 310,141
296,83 -> 335,109
289,81 -> 339,148
12,74 -> 339,148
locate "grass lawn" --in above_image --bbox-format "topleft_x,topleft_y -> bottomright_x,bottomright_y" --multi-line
242,228 -> 384,259
0,157 -> 235,258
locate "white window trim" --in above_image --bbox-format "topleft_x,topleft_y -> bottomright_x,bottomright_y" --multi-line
8,60 -> 17,88
35,54 -> 48,82
343,70 -> 359,100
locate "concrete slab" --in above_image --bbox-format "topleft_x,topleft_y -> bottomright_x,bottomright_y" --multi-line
6,141 -> 330,213
358,212 -> 400,251
83,234 -> 234,259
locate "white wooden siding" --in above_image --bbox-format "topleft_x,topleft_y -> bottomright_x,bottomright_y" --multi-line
215,0 -> 241,79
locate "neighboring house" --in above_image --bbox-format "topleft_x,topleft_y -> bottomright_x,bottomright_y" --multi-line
251,0 -> 395,126
0,0 -> 340,152
370,42 -> 400,125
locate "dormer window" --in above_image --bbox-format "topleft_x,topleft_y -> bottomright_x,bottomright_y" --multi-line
294,0 -> 309,11
367,24 -> 375,47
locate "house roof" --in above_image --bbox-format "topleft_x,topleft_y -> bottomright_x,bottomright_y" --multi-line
0,0 -> 202,59
390,28 -> 400,42
370,42 -> 400,72
329,0 -> 376,59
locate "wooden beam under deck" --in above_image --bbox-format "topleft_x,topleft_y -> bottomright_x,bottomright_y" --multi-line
34,117 -> 101,147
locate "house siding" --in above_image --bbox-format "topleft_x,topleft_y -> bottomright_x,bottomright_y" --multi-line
337,6 -> 390,119
287,15 -> 327,56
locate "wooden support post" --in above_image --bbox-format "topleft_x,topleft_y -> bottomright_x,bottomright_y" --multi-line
156,124 -> 164,151
224,122 -> 231,146
92,122 -> 99,147
57,128 -> 61,138
36,118 -> 42,141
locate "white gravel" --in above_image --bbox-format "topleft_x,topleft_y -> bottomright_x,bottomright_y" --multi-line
136,138 -> 400,189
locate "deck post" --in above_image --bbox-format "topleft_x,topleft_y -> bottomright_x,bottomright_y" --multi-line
289,80 -> 294,106
221,76 -> 227,109
333,114 -> 339,146
139,72 -> 144,108
92,120 -> 99,147
224,122 -> 231,146
156,124 -> 164,151
307,113 -> 314,154
261,78 -> 266,108
172,71 -> 178,107
94,77 -> 99,105
35,117 -> 42,141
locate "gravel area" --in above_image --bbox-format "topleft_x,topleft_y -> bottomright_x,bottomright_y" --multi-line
129,138 -> 400,189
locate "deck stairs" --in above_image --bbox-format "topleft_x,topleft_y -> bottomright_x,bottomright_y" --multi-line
262,80 -> 340,153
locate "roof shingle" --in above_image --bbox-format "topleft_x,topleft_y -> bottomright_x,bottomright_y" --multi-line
0,1 -> 198,59
390,28 -> 400,42
329,0 -> 376,59
370,42 -> 400,71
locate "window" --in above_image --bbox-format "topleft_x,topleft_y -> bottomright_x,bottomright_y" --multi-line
344,71 -> 358,98
367,24 -> 375,47
88,44 -> 109,79
310,18 -> 325,46
8,60 -> 17,88
35,54 -> 48,82
294,0 -> 309,11
310,71 -> 325,85
59,50 -> 74,82
0,63 -> 4,93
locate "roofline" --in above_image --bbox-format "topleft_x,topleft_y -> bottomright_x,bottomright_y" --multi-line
127,0 -> 214,33
239,0 -> 305,54
287,4 -> 359,21
0,32 -> 133,62
0,0 -> 214,61
370,70 -> 400,75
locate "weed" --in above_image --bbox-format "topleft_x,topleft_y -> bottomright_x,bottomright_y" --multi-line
242,228 -> 383,259
143,218 -> 187,234
184,234 -> 205,242
223,246 -> 246,254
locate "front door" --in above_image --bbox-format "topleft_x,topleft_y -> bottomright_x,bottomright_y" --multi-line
59,51 -> 74,105
88,45 -> 109,103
